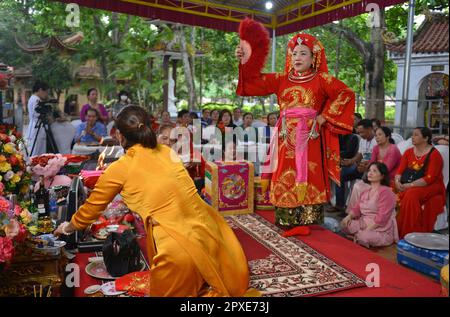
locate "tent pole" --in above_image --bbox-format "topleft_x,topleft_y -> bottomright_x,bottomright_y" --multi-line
270,28 -> 276,112
400,0 -> 415,137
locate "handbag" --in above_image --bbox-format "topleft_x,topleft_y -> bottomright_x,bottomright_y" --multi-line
102,230 -> 141,277
400,147 -> 434,184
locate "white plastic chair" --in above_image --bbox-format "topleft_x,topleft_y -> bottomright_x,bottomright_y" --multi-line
391,132 -> 404,144
70,119 -> 82,130
434,145 -> 449,231
396,138 -> 413,155
50,121 -> 76,154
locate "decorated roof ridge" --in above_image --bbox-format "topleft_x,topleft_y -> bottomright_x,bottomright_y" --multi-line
387,12 -> 449,54
15,31 -> 84,53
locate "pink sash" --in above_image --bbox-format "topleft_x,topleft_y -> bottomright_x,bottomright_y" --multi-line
262,108 -> 317,183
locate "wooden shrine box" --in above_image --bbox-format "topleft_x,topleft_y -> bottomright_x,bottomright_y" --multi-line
254,176 -> 274,210
204,161 -> 254,216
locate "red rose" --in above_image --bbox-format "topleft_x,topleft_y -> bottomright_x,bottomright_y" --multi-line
9,156 -> 19,166
124,214 -> 135,223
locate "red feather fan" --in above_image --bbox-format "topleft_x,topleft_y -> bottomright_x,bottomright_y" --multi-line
238,18 -> 270,75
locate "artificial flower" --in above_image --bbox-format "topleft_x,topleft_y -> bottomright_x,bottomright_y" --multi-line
4,170 -> 14,181
11,174 -> 21,184
0,197 -> 10,213
4,218 -> 19,239
8,155 -> 19,166
13,205 -> 21,217
0,134 -> 10,143
0,236 -> 14,263
0,161 -> 11,173
3,143 -> 15,154
14,223 -> 28,243
19,208 -> 32,225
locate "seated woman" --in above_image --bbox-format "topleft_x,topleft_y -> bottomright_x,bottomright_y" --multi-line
263,112 -> 278,143
369,126 -> 401,182
56,106 -> 249,297
341,162 -> 398,248
74,108 -> 107,144
395,127 -> 446,239
80,88 -> 109,123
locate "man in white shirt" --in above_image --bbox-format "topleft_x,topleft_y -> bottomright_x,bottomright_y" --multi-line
233,108 -> 243,126
334,119 -> 376,211
25,81 -> 49,156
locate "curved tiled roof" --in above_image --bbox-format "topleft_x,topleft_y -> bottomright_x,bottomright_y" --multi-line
387,14 -> 449,54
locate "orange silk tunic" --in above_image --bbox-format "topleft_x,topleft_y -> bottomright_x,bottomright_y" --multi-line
237,70 -> 355,208
70,144 -> 249,297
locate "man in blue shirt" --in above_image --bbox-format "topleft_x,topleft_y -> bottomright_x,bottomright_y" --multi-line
75,108 -> 107,144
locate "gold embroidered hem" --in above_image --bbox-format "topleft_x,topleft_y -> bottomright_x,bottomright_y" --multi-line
274,205 -> 325,227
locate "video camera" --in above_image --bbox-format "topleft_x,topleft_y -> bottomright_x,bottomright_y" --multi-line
36,99 -> 58,115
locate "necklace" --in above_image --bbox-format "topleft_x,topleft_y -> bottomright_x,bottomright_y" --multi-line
288,69 -> 317,83
414,146 -> 430,161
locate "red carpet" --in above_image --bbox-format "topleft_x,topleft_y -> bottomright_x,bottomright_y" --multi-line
227,214 -> 366,296
74,211 -> 442,297
256,211 -> 442,297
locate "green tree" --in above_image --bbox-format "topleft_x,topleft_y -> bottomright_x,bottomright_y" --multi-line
31,49 -> 72,102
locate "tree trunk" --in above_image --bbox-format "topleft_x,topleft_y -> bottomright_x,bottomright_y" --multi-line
162,55 -> 170,112
335,28 -> 342,79
93,15 -> 112,97
323,11 -> 387,121
365,9 -> 386,121
179,26 -> 196,110
260,97 -> 266,115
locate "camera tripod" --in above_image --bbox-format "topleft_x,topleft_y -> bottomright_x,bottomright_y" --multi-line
29,116 -> 59,156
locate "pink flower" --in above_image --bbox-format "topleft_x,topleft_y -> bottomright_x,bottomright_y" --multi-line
31,154 -> 67,178
0,197 -> 10,213
0,236 -> 14,263
14,205 -> 22,217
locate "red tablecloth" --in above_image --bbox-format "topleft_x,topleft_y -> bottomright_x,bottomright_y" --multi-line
73,210 -> 442,297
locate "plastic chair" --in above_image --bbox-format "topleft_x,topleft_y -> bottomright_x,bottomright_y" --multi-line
50,121 -> 76,154
391,132 -> 404,144
434,145 -> 449,231
70,119 -> 82,130
396,138 -> 413,155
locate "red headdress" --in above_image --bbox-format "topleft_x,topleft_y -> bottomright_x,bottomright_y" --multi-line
285,33 -> 328,75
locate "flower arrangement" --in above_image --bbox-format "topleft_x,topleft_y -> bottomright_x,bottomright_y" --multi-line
0,124 -> 31,196
0,183 -> 36,267
30,153 -> 71,189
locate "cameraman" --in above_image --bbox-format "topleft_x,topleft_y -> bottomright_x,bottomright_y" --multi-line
25,80 -> 49,156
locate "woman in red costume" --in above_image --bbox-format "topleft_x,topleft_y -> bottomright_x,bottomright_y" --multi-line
235,19 -> 355,227
395,127 -> 446,238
